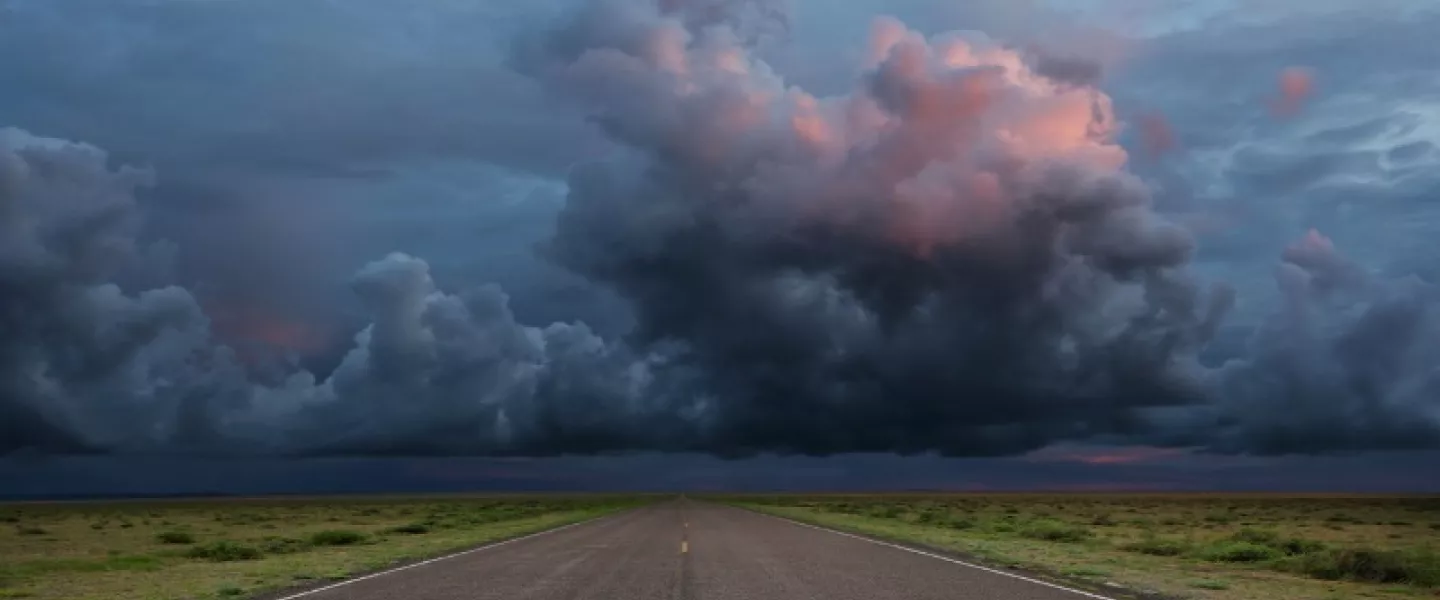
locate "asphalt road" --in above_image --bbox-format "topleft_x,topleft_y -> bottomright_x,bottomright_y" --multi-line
279,499 -> 1113,600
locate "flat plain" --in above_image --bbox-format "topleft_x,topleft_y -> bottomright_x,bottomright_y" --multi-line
725,493 -> 1440,600
0,494 -> 645,600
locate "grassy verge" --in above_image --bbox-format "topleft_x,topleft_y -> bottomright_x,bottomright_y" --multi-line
719,494 -> 1440,600
0,494 -> 651,600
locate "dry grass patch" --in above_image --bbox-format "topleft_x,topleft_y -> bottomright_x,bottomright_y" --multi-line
0,495 -> 649,600
721,493 -> 1440,600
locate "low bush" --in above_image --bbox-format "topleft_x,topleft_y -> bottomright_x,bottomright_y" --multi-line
1285,548 -> 1440,586
1019,520 -> 1091,543
186,541 -> 261,562
940,516 -> 976,530
1274,537 -> 1327,556
155,531 -> 195,545
1226,528 -> 1325,556
1122,536 -> 1190,557
388,523 -> 430,535
310,530 -> 367,546
1230,528 -> 1279,545
1201,541 -> 1280,563
258,537 -> 309,554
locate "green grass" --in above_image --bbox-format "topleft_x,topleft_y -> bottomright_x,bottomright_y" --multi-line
0,494 -> 650,600
717,493 -> 1440,600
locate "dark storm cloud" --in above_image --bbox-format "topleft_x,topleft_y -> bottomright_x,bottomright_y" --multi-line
2,0 -> 1439,460
7,451 -> 1440,498
507,0 -> 1439,456
0,129 -> 643,455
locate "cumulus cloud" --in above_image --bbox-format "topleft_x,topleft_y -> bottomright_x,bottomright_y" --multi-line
2,0 -> 1438,458
0,127 -> 689,456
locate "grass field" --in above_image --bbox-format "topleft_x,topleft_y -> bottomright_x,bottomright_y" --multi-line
0,494 -> 647,600
725,494 -> 1440,600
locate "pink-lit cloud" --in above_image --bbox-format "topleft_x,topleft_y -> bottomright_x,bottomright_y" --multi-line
1271,66 -> 1315,117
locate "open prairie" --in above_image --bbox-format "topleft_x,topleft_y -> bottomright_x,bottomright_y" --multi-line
726,494 -> 1440,600
0,495 -> 645,600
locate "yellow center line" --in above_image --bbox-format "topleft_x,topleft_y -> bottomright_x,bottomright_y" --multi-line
681,540 -> 689,554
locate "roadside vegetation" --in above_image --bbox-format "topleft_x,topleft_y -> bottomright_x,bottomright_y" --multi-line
725,494 -> 1440,600
0,495 -> 647,600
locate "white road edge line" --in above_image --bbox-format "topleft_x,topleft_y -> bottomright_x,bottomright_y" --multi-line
270,512 -> 618,600
753,510 -> 1120,600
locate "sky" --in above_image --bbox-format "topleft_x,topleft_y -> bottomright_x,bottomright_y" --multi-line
2,0 -> 1439,496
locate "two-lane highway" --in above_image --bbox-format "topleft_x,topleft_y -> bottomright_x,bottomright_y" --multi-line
277,499 -> 1113,600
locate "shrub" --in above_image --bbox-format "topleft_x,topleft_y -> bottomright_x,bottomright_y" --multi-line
1275,537 -> 1327,556
310,530 -> 367,546
1202,541 -> 1280,563
1019,520 -> 1091,543
1230,528 -> 1279,545
1123,536 -> 1190,557
16,526 -> 47,536
186,541 -> 261,562
1227,529 -> 1324,556
388,523 -> 430,535
155,531 -> 196,545
941,516 -> 976,530
259,537 -> 309,554
1286,548 -> 1440,586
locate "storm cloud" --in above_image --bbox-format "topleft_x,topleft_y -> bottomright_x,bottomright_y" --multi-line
2,0 -> 1438,459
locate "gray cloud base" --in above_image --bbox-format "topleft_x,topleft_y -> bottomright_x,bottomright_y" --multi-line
1,0 -> 1438,458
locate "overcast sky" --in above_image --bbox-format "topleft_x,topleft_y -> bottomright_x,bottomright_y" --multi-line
2,0 -> 1438,494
